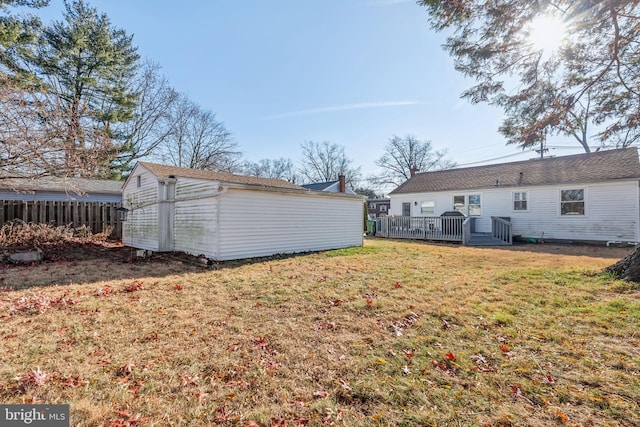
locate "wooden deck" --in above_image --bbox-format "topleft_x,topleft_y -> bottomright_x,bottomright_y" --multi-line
376,216 -> 512,246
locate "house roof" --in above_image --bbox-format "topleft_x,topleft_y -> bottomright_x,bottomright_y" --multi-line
300,181 -> 338,191
138,162 -> 303,191
0,175 -> 123,194
390,148 -> 640,194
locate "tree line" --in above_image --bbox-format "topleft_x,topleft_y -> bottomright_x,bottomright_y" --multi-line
0,0 -> 454,197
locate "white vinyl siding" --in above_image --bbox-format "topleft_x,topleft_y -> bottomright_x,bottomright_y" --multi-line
173,178 -> 221,258
122,166 -> 161,251
218,189 -> 363,261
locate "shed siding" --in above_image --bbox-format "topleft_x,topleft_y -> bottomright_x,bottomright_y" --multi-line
122,167 -> 160,251
218,189 -> 363,261
390,180 -> 640,242
173,178 -> 220,258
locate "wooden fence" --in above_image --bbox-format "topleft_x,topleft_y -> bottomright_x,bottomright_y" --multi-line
0,200 -> 123,238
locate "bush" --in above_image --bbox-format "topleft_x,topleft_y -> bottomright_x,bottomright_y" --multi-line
0,220 -> 112,247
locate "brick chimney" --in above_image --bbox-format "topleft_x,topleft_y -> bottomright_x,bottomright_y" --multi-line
410,166 -> 418,177
338,173 -> 346,193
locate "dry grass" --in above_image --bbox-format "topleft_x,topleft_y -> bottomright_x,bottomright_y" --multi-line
0,239 -> 638,426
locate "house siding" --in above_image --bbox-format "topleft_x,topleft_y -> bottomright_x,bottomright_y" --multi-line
122,166 -> 161,251
217,189 -> 363,261
390,179 -> 640,243
173,177 -> 221,258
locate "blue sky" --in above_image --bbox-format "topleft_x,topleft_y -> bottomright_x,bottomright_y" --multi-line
30,0 -> 587,183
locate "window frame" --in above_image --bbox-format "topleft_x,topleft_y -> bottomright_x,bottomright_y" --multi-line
512,191 -> 528,212
468,194 -> 481,217
420,200 -> 436,215
559,188 -> 586,216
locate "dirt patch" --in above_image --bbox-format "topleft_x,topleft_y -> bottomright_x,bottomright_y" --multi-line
0,241 -> 207,290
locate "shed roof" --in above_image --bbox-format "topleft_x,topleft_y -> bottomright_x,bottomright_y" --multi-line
138,162 -> 303,191
0,175 -> 122,194
390,148 -> 640,194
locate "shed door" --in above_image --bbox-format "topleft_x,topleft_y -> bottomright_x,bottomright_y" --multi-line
158,181 -> 175,251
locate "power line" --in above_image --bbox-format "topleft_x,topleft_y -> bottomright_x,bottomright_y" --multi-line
455,150 -> 536,167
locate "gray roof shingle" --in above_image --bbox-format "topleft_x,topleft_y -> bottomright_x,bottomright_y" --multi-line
0,176 -> 123,194
138,162 -> 303,191
390,148 -> 640,194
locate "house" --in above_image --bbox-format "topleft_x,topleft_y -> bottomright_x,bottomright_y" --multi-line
0,175 -> 122,202
387,148 -> 640,245
121,162 -> 364,261
367,198 -> 390,219
300,174 -> 357,195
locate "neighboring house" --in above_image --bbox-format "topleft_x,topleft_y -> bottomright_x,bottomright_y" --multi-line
0,176 -> 122,202
301,174 -> 357,195
122,162 -> 364,261
0,176 -> 123,236
388,148 -> 640,244
367,198 -> 390,219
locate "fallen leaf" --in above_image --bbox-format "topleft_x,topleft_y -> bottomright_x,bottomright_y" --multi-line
556,409 -> 568,424
445,352 -> 456,361
403,350 -> 416,358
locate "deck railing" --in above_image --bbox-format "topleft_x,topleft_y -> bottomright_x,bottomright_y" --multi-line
376,216 -> 464,242
491,216 -> 512,245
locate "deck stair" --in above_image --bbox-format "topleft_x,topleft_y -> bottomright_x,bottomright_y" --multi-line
467,232 -> 511,246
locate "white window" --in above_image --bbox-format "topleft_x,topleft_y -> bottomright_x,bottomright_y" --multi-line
380,205 -> 387,212
560,189 -> 585,215
513,191 -> 528,211
420,201 -> 435,215
468,194 -> 481,216
136,175 -> 141,188
453,195 -> 465,213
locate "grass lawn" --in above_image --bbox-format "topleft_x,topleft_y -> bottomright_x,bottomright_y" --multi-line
1,238 -> 639,426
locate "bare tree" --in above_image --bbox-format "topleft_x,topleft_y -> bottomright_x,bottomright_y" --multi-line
243,158 -> 298,182
373,135 -> 455,187
111,61 -> 179,176
157,96 -> 241,172
299,140 -> 361,186
0,76 -> 115,178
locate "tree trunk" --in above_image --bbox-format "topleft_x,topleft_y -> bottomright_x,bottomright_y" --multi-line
604,245 -> 640,282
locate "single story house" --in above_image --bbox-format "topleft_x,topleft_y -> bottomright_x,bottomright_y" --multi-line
388,148 -> 640,244
300,174 -> 357,195
0,175 -> 122,202
122,162 -> 364,260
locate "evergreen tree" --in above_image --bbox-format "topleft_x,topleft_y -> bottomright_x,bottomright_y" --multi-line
31,0 -> 139,177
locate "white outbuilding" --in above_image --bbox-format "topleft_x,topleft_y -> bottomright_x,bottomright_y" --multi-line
121,162 -> 364,260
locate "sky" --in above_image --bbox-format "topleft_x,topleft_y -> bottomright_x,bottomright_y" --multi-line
27,0 -> 589,187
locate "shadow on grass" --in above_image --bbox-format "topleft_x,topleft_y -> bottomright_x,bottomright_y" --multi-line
368,236 -> 633,260
0,241 -> 343,290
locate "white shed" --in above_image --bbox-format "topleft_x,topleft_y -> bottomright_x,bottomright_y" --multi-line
121,162 -> 364,260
